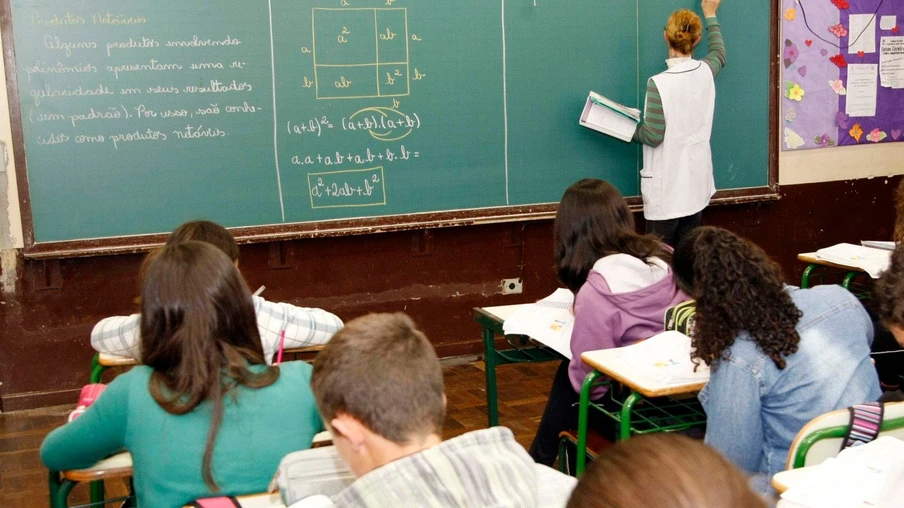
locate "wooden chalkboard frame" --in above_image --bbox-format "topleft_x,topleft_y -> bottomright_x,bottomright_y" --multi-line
3,0 -> 779,259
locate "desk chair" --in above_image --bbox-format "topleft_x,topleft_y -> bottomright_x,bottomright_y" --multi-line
49,452 -> 134,508
787,401 -> 904,469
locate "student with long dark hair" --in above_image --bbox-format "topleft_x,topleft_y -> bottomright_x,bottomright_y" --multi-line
42,242 -> 323,507
672,227 -> 880,494
529,178 -> 688,466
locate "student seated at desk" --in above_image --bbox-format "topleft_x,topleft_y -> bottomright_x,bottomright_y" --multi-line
91,220 -> 343,364
529,178 -> 689,466
873,243 -> 904,402
300,313 -> 576,508
41,242 -> 324,507
671,227 -> 881,495
566,434 -> 763,508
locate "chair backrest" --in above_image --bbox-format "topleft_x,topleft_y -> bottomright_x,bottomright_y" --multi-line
786,401 -> 904,469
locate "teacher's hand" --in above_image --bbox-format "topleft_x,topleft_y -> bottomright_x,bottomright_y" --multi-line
702,0 -> 721,17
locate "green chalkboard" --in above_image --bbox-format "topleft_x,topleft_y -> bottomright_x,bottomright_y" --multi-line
3,0 -> 775,251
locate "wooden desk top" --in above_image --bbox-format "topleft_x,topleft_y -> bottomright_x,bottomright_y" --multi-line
772,466 -> 817,494
472,304 -> 525,325
580,348 -> 708,398
233,492 -> 286,508
797,252 -> 865,272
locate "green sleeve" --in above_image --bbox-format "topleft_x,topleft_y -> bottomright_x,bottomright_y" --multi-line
701,16 -> 726,78
633,78 -> 665,147
40,373 -> 130,471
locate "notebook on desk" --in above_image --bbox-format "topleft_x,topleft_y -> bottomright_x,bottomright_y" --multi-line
502,288 -> 574,359
815,243 -> 892,278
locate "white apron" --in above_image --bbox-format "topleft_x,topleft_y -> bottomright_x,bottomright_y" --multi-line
640,59 -> 716,221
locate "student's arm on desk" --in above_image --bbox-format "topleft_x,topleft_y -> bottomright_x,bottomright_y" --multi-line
567,296 -> 623,393
699,362 -> 763,474
40,372 -> 129,470
91,314 -> 142,359
253,297 -> 343,363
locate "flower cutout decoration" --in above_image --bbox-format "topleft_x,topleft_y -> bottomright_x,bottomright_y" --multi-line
785,108 -> 797,123
849,123 -> 863,142
836,112 -> 850,129
829,79 -> 847,95
785,8 -> 796,21
867,128 -> 887,143
830,54 -> 847,68
829,23 -> 848,37
784,39 -> 799,68
784,127 -> 805,149
831,0 -> 849,9
814,133 -> 835,147
785,82 -> 805,101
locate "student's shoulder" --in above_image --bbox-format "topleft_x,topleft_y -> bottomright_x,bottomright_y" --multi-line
791,284 -> 861,314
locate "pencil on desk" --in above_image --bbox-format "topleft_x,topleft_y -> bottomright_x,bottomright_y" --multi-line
253,285 -> 265,297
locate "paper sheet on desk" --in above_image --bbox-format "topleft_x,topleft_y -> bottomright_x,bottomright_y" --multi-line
503,288 -> 574,359
615,331 -> 709,386
781,437 -> 904,508
816,243 -> 892,278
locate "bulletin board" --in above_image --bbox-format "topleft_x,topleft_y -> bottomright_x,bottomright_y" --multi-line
781,0 -> 904,150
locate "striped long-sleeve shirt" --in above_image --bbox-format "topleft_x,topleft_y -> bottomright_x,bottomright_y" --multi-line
633,16 -> 726,147
90,295 -> 343,364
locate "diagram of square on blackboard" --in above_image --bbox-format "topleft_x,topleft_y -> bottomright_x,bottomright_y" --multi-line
312,8 -> 410,99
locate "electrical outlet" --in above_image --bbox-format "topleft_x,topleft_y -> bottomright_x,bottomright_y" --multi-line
500,278 -> 523,295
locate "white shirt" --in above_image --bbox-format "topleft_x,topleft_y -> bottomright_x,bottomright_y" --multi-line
90,295 -> 343,364
641,58 -> 716,221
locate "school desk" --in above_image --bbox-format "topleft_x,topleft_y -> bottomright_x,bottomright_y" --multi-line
575,349 -> 709,474
797,252 -> 867,291
90,346 -> 326,383
472,305 -> 563,427
772,466 -> 817,494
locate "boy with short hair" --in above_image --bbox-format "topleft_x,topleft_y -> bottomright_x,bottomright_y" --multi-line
309,312 -> 575,508
91,220 -> 342,363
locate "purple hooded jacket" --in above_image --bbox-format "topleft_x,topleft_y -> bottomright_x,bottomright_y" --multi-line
568,256 -> 690,393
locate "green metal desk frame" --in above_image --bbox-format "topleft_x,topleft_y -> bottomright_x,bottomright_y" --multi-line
791,415 -> 904,469
473,307 -> 562,428
575,370 -> 707,475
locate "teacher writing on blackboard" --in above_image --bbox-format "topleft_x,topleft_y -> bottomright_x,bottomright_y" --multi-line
633,0 -> 725,247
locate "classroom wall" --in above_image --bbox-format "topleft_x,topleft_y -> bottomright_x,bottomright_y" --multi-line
779,144 -> 904,185
1,24 -> 903,410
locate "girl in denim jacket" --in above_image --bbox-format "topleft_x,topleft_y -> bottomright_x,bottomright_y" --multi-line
672,227 -> 880,495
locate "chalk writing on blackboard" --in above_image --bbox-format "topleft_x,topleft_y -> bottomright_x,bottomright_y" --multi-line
312,8 -> 410,99
308,167 -> 387,209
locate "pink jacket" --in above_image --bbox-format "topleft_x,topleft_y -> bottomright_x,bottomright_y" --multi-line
568,260 -> 690,393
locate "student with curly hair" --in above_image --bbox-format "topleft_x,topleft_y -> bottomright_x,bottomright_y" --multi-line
528,178 -> 689,467
873,244 -> 904,402
672,227 -> 880,494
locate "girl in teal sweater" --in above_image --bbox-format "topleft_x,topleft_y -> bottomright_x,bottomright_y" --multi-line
41,242 -> 323,507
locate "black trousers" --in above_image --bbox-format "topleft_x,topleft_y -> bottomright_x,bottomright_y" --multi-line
645,210 -> 704,248
528,360 -> 616,468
